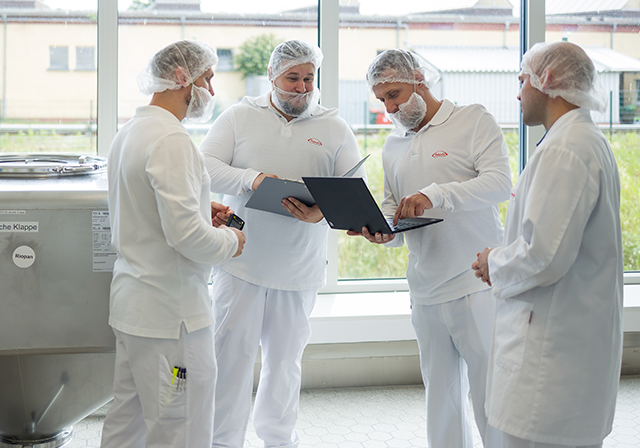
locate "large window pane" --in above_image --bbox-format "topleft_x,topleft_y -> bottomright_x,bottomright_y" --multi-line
117,1 -> 318,147
545,1 -> 640,271
336,1 -> 521,280
0,2 -> 98,154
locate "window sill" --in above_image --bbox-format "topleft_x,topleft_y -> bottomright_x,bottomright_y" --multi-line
310,291 -> 414,344
309,276 -> 640,344
209,275 -> 640,345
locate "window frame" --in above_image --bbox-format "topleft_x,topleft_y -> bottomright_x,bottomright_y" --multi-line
96,0 -> 640,289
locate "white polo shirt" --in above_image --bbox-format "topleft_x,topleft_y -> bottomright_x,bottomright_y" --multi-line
199,93 -> 366,291
382,99 -> 512,304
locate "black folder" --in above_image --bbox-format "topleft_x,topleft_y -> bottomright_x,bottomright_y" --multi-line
302,176 -> 442,234
244,155 -> 370,217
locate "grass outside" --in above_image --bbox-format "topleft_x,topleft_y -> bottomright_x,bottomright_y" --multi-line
338,129 -> 640,278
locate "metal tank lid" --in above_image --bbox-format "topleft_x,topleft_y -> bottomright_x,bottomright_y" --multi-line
0,154 -> 107,178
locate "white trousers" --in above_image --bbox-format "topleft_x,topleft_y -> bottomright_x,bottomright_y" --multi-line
411,290 -> 501,448
100,325 -> 217,448
501,430 -> 602,448
210,270 -> 316,448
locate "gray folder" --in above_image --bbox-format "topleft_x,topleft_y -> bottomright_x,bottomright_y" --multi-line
245,155 -> 369,217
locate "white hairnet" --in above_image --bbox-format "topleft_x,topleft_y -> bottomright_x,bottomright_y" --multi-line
137,40 -> 218,96
267,40 -> 323,81
366,49 -> 440,90
521,42 -> 607,113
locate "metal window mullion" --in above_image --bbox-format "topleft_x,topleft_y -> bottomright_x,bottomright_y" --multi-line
318,0 -> 340,290
519,0 -> 546,172
97,0 -> 118,157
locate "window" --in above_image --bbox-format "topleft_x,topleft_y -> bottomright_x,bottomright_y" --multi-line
76,46 -> 96,71
49,46 -> 69,71
117,1 -> 317,136
544,0 -> 640,271
216,49 -> 234,72
0,8 -> 97,155
4,0 -> 635,286
334,1 -> 520,284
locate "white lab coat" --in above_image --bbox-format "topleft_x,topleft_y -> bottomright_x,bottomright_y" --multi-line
486,108 -> 623,446
108,105 -> 239,339
104,105 -> 237,448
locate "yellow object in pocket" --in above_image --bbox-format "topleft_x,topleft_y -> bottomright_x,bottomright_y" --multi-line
159,356 -> 186,419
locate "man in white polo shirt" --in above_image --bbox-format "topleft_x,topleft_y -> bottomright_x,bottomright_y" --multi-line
199,39 -> 366,448
350,49 -> 512,448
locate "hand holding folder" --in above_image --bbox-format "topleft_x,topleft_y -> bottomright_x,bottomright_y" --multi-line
245,155 -> 369,218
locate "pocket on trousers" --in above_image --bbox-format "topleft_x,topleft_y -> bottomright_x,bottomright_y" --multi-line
158,355 -> 186,419
493,299 -> 533,373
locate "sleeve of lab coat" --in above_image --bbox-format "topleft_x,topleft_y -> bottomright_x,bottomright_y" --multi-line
146,133 -> 238,265
420,109 -> 512,212
488,145 -> 599,300
198,108 -> 261,195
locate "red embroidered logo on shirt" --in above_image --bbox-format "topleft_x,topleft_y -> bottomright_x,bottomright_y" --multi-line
308,138 -> 323,146
510,190 -> 516,199
432,151 -> 448,158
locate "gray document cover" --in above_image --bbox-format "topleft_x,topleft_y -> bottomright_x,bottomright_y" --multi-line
245,177 -> 316,217
244,155 -> 370,218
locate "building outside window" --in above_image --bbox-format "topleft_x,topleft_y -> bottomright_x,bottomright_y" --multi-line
0,7 -> 97,153
0,0 -> 638,279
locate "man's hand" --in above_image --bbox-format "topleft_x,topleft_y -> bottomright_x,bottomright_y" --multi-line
225,227 -> 246,258
282,197 -> 324,223
211,201 -> 233,227
472,247 -> 493,286
252,173 -> 278,191
393,192 -> 433,225
347,226 -> 395,244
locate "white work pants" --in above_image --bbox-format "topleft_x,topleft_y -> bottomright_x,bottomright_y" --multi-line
100,325 -> 217,448
411,290 -> 500,448
501,430 -> 602,448
210,270 -> 316,448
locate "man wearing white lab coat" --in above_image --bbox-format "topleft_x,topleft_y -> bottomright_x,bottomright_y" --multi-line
473,42 -> 623,448
102,41 -> 245,448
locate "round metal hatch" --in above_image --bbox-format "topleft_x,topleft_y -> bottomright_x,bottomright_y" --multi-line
0,154 -> 107,178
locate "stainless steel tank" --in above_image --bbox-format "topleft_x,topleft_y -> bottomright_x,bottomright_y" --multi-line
0,154 -> 115,448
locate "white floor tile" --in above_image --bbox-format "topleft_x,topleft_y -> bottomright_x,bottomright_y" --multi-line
65,376 -> 640,448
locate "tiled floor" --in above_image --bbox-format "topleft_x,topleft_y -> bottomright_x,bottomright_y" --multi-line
68,376 -> 640,448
